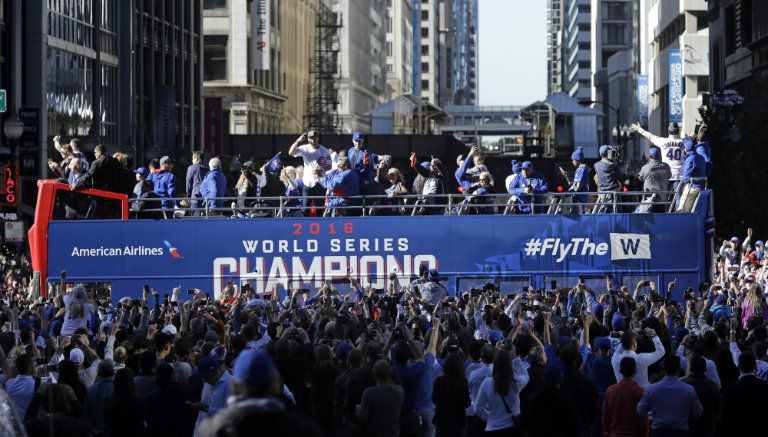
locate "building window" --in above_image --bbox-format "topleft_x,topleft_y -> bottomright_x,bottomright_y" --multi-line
203,0 -> 227,9
601,2 -> 627,20
387,16 -> 392,33
421,27 -> 429,37
578,42 -> 590,50
421,10 -> 429,20
386,41 -> 393,56
421,44 -> 429,55
387,63 -> 393,72
204,36 -> 227,81
421,79 -> 429,90
602,23 -> 626,45
578,60 -> 590,68
421,62 -> 429,72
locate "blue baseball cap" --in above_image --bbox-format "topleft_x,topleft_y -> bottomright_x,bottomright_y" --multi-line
233,349 -> 278,389
595,336 -> 612,350
196,356 -> 221,374
683,136 -> 695,152
571,146 -> 584,161
521,161 -> 533,170
715,294 -> 727,305
352,132 -> 365,141
511,160 -> 522,173
649,147 -> 661,159
335,342 -> 353,361
134,167 -> 149,177
427,269 -> 440,282
731,236 -> 740,244
420,161 -> 430,169
599,145 -> 610,156
756,240 -> 764,247
611,312 -> 625,331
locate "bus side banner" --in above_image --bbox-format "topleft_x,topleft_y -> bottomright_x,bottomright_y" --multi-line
46,213 -> 704,298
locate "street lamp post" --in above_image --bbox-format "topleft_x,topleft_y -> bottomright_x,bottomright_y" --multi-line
578,99 -> 621,145
3,109 -> 25,215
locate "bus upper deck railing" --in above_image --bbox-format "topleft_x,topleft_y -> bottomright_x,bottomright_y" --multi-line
119,179 -> 706,219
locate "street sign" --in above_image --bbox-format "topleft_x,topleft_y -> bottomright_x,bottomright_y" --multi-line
0,89 -> 6,113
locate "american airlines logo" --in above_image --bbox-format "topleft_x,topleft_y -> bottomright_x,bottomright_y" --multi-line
522,233 -> 651,262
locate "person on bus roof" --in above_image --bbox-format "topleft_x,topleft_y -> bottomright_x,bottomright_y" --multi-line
318,156 -> 360,216
455,144 -> 488,193
559,146 -> 590,211
201,157 -> 228,212
410,152 -> 447,215
507,161 -> 548,214
153,156 -> 178,209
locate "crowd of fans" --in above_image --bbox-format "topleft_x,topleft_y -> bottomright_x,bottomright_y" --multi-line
0,222 -> 766,437
47,122 -> 712,218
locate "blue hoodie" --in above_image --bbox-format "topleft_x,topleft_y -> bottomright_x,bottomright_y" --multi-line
153,169 -> 178,209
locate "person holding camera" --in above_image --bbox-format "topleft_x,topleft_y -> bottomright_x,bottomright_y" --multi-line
611,326 -> 666,389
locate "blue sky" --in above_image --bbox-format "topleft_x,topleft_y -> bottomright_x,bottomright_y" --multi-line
478,0 -> 547,106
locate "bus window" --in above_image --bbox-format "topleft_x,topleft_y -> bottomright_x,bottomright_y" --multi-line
52,189 -> 123,220
456,276 -> 529,295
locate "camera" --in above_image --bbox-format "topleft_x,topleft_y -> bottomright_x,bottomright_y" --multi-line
683,287 -> 696,300
606,145 -> 620,161
470,288 -> 481,297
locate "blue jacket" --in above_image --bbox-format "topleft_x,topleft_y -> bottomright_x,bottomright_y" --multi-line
695,141 -> 712,176
153,169 -> 177,209
508,171 -> 548,207
347,147 -> 377,191
319,168 -> 360,207
570,164 -> 590,203
455,157 -> 486,191
346,147 -> 378,168
682,151 -> 707,188
200,168 -> 228,209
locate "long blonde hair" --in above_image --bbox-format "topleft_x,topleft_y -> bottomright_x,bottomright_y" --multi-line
747,283 -> 764,312
280,166 -> 302,187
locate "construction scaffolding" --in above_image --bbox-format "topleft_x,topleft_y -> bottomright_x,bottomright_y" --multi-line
305,0 -> 341,134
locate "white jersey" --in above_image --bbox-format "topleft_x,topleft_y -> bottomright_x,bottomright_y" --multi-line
292,144 -> 332,187
649,135 -> 685,180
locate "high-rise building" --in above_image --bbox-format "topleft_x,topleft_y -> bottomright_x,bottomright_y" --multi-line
590,0 -> 634,102
11,0 -> 202,215
283,0 -> 324,133
333,0 -> 388,133
385,0 -> 414,98
646,0 -> 708,136
442,0 -> 478,106
562,0 -> 592,101
708,0 -> 768,94
203,0 -> 286,135
414,0 -> 441,104
547,0 -> 565,95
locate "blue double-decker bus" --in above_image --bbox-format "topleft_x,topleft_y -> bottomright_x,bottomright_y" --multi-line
28,180 -> 714,300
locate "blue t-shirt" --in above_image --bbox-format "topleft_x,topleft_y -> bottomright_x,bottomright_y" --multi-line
394,352 -> 436,410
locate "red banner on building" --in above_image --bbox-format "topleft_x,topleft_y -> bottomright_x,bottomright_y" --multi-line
204,97 -> 223,156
